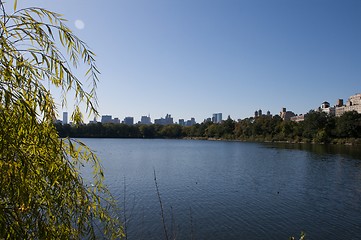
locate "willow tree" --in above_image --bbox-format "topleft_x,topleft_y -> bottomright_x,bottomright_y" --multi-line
0,1 -> 123,238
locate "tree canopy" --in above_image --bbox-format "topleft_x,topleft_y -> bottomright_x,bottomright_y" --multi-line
56,111 -> 361,144
0,1 -> 123,238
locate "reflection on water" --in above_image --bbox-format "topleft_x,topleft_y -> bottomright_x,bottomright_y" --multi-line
81,139 -> 361,240
264,142 -> 361,160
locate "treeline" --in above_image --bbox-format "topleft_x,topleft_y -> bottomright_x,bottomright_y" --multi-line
55,111 -> 361,144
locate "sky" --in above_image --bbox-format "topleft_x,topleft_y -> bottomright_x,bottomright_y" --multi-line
8,0 -> 361,123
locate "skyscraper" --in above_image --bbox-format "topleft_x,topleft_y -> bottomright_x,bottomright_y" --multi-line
101,115 -> 113,123
178,119 -> 185,126
62,112 -> 68,125
123,117 -> 134,125
154,114 -> 173,125
212,113 -> 222,123
140,115 -> 152,125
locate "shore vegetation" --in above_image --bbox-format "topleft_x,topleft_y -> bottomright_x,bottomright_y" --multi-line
56,111 -> 361,145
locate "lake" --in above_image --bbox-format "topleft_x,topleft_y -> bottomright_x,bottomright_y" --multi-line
81,139 -> 361,240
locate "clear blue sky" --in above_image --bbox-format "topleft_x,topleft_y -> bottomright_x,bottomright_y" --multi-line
11,0 -> 361,123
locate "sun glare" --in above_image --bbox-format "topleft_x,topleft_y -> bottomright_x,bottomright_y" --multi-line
74,19 -> 85,30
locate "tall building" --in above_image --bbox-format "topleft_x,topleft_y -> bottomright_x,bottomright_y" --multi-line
280,108 -> 296,121
212,113 -> 222,123
140,115 -> 152,125
179,118 -> 196,126
101,115 -> 113,123
204,118 -> 212,123
186,118 -> 196,126
101,115 -> 121,123
178,119 -> 185,126
318,101 -> 335,115
321,101 -> 330,109
123,117 -> 134,125
335,93 -> 361,117
165,114 -> 173,125
255,109 -> 271,118
154,114 -> 174,125
62,112 -> 68,125
336,99 -> 344,107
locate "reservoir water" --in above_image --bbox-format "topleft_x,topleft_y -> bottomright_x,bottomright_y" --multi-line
81,139 -> 361,239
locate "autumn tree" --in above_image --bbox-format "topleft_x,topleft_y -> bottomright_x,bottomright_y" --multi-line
0,1 -> 123,238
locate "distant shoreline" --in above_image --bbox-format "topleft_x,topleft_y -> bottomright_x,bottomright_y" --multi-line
72,136 -> 361,146
56,111 -> 361,146
182,137 -> 361,146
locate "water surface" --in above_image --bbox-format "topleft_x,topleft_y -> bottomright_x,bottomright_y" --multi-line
82,139 -> 361,240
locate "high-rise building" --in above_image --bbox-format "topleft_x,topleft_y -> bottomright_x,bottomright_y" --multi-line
178,118 -> 196,126
113,118 -> 121,124
165,114 -> 173,125
154,114 -> 173,125
178,119 -> 185,126
280,108 -> 296,121
186,118 -> 196,126
212,113 -> 222,123
62,112 -> 68,125
204,118 -> 212,123
335,93 -> 361,116
336,99 -> 344,107
101,115 -> 113,123
321,101 -> 330,109
140,115 -> 152,125
102,115 -> 121,123
123,117 -> 134,125
318,101 -> 335,116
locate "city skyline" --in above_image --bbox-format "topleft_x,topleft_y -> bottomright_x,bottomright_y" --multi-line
11,0 -> 361,123
79,91 -> 360,124
57,91 -> 361,125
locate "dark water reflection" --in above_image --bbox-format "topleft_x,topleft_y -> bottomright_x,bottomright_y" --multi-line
265,142 -> 361,160
81,139 -> 361,240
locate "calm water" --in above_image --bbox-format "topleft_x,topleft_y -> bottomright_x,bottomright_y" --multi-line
81,139 -> 361,240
